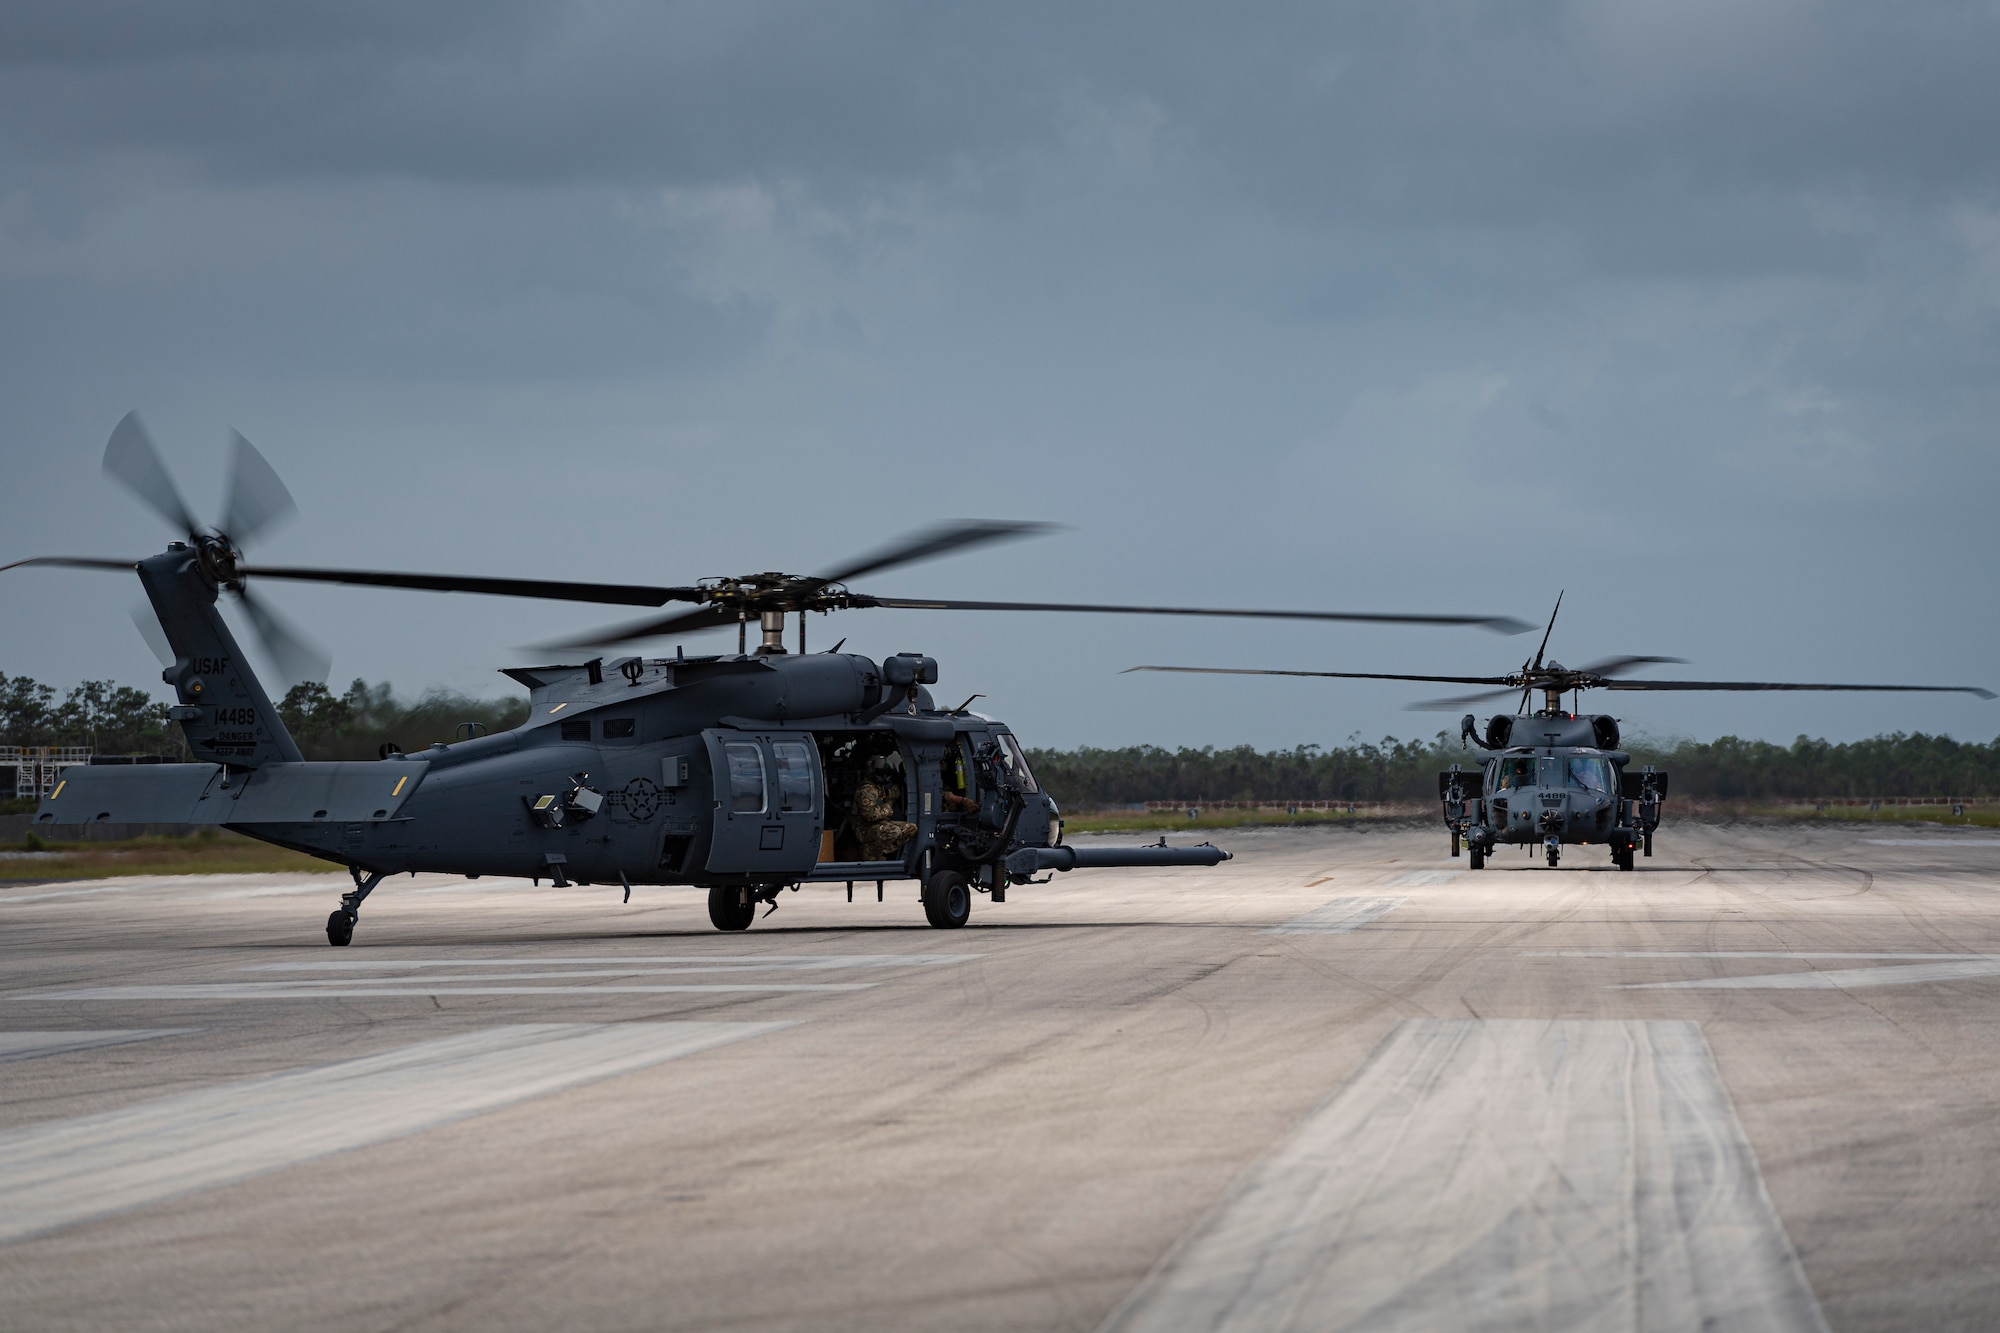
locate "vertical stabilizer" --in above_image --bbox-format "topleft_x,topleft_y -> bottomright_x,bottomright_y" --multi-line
138,549 -> 303,767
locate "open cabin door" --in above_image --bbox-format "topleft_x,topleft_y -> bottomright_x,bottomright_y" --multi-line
701,730 -> 822,877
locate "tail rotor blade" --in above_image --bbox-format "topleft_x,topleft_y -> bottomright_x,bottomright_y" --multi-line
103,411 -> 200,536
128,603 -> 174,667
221,429 -> 297,546
235,587 -> 331,686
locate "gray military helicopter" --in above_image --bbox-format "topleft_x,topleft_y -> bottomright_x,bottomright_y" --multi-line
1130,595 -> 1994,870
9,413 -> 1530,942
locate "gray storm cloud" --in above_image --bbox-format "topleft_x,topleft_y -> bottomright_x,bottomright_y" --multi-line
1,1 -> 1995,749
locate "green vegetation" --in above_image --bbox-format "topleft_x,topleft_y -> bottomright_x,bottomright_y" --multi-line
2,674 -> 180,755
1062,807 -> 1402,834
1,670 -> 527,762
1028,731 -> 2000,808
275,680 -> 527,760
0,829 -> 337,881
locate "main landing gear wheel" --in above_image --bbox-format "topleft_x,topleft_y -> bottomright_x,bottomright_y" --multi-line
1468,846 -> 1485,870
922,871 -> 971,930
325,911 -> 355,947
1614,847 -> 1634,871
708,886 -> 756,932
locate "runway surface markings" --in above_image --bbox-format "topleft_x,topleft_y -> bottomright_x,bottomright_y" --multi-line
14,983 -> 872,1002
0,1030 -> 194,1063
1381,870 -> 1458,887
1863,838 -> 2000,846
245,954 -> 976,972
1530,951 -> 1995,960
1626,959 -> 2000,990
0,1021 -> 784,1246
1264,896 -> 1406,935
1102,1019 -> 1825,1333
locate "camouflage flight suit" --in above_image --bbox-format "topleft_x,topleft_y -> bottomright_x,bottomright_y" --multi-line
853,780 -> 917,860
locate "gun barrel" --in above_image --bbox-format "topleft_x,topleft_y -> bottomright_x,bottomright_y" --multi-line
1005,843 -> 1232,875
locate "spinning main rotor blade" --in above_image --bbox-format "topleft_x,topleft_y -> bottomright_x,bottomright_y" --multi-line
236,565 -> 702,607
875,599 -> 1535,634
0,556 -> 140,574
220,430 -> 297,547
1597,679 -> 1996,698
1123,666 -> 1513,685
1407,688 -> 1528,710
813,520 -> 1055,587
1572,655 -> 1687,677
103,411 -> 200,536
544,602 -> 744,649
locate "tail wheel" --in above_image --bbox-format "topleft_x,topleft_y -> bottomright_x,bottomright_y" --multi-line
708,885 -> 756,932
922,871 -> 972,929
1545,844 -> 1561,868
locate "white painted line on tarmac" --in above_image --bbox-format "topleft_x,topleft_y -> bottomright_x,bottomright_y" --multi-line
1864,838 -> 2000,846
13,984 -> 871,1002
1264,896 -> 1406,935
1530,951 -> 1997,960
1102,1019 -> 1825,1333
0,1021 -> 785,1245
245,954 -> 977,972
0,1030 -> 195,1063
1382,870 -> 1458,887
1626,959 -> 2000,990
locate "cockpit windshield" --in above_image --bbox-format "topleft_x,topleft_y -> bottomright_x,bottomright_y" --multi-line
1565,757 -> 1612,793
1493,758 -> 1537,791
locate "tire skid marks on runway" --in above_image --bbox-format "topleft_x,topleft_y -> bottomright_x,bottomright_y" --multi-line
1626,959 -> 2000,990
245,954 -> 976,972
14,952 -> 979,1003
19,984 -> 873,1001
0,1021 -> 785,1245
1264,896 -> 1406,935
0,1030 -> 195,1063
1381,870 -> 1458,887
1524,950 -> 2000,991
1102,1019 -> 1826,1333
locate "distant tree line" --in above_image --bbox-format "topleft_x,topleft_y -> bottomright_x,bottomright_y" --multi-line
275,681 -> 528,761
1,672 -> 527,762
1,674 -> 178,755
1026,733 -> 2000,805
10,668 -> 1999,799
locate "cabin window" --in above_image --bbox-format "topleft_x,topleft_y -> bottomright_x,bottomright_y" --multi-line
724,743 -> 766,814
772,742 -> 815,812
603,718 -> 636,739
560,720 -> 590,742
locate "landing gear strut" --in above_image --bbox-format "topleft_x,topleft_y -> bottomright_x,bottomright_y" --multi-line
327,867 -> 386,946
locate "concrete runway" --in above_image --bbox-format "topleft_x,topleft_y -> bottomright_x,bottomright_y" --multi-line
3,821 -> 1999,1330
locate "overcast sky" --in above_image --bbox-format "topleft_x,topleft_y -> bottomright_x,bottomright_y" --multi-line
3,1 -> 1996,751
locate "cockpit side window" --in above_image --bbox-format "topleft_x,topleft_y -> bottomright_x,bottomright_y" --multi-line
996,733 -> 1039,792
1566,757 -> 1611,793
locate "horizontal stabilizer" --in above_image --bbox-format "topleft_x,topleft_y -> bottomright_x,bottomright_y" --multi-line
38,763 -> 224,825
38,760 -> 428,828
222,760 -> 429,823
